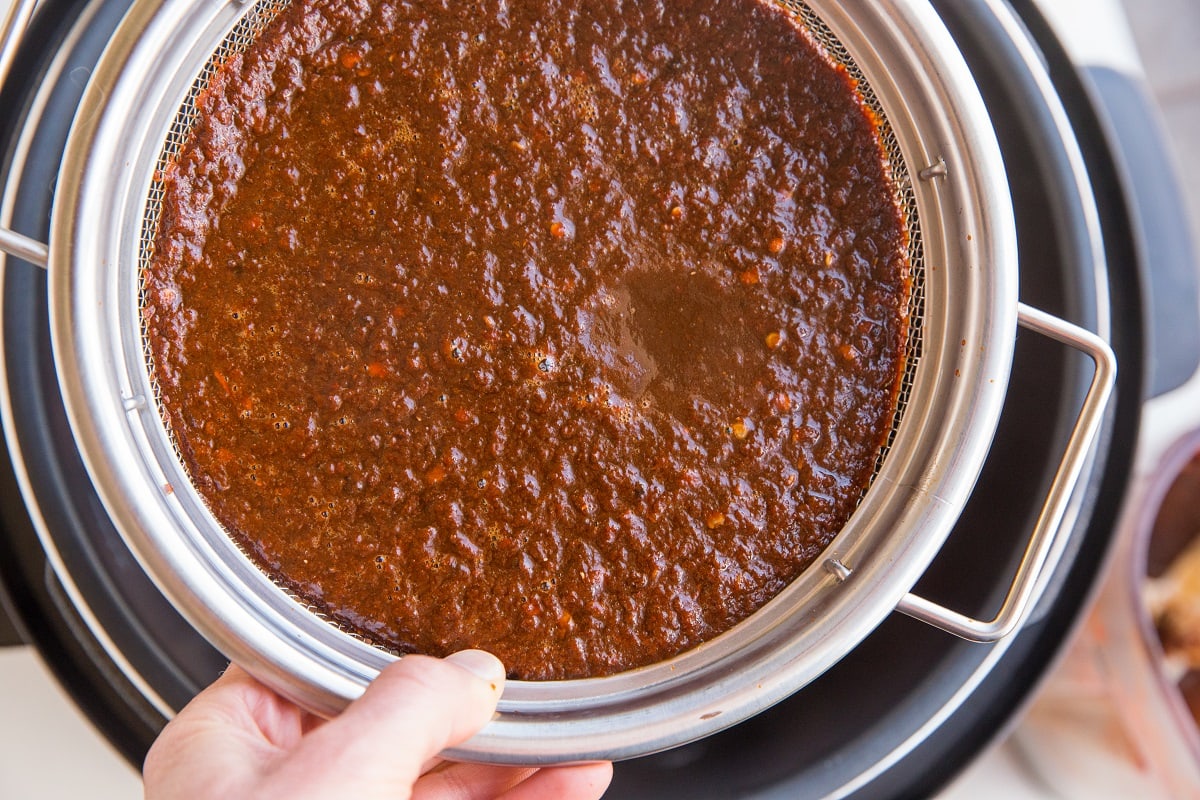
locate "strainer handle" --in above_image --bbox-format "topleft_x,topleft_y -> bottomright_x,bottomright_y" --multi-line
895,302 -> 1117,642
0,0 -> 50,269
0,227 -> 48,267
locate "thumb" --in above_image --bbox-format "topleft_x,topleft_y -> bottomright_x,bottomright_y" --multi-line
269,650 -> 505,796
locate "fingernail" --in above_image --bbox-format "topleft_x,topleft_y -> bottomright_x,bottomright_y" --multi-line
445,649 -> 506,687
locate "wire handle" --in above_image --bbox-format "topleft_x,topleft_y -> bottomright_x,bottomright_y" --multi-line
0,227 -> 48,267
896,302 -> 1117,641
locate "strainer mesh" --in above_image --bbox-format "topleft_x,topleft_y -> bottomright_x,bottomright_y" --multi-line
137,0 -> 926,553
137,0 -> 328,623
779,0 -> 927,486
138,0 -> 292,411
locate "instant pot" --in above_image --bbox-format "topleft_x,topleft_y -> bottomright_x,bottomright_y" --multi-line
0,0 -> 1194,796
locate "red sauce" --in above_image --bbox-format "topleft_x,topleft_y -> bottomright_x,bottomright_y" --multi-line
143,0 -> 911,679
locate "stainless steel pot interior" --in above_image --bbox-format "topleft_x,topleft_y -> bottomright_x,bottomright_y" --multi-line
47,0 -> 1023,763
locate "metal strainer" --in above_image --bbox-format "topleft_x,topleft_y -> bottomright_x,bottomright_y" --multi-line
0,0 -> 1114,763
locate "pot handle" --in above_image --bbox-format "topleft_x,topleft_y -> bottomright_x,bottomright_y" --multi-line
895,302 -> 1117,641
0,0 -> 50,269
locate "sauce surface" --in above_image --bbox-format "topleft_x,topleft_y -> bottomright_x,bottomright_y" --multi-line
143,0 -> 911,679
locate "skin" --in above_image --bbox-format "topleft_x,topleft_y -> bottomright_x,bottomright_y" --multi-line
143,650 -> 613,800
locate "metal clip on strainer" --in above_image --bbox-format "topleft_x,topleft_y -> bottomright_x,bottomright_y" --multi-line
0,0 -> 1115,763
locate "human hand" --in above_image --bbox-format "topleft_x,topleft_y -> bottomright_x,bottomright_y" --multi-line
143,650 -> 613,799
